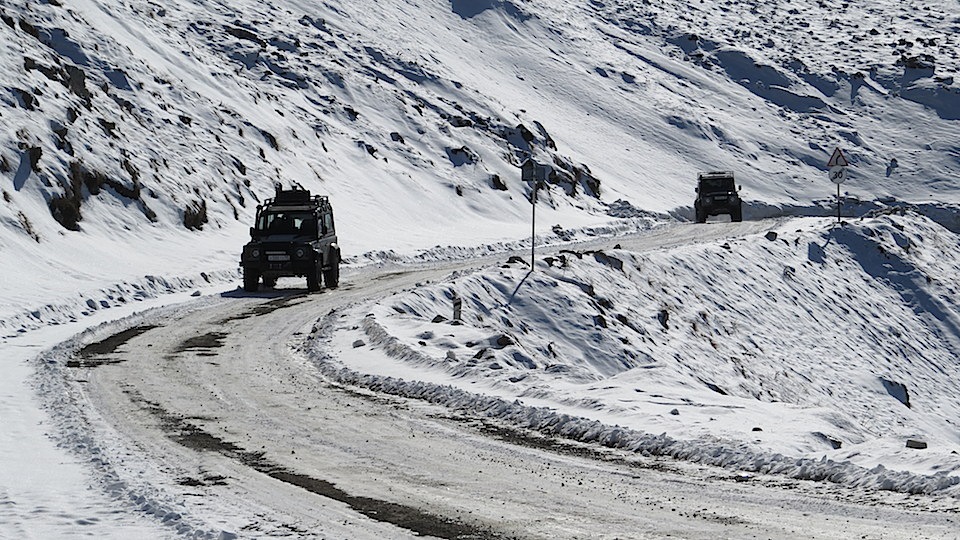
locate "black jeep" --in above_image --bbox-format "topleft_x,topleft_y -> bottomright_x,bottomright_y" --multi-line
240,186 -> 340,292
694,171 -> 742,223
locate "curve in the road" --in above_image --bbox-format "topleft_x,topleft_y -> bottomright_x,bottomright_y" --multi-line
53,221 -> 960,539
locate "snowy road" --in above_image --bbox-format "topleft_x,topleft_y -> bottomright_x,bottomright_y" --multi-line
64,221 -> 958,539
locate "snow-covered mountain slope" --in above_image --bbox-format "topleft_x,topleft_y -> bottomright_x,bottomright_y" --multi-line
2,2 -> 960,535
2,1 -> 959,302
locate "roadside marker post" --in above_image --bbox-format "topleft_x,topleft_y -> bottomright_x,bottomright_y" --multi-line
452,291 -> 462,321
521,159 -> 549,271
827,147 -> 849,223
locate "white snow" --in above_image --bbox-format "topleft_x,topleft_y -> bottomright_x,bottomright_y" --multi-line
1,0 -> 960,536
320,212 -> 960,495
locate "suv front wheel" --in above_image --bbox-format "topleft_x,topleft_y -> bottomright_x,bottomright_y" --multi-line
243,267 -> 260,292
731,204 -> 743,222
323,250 -> 340,289
307,259 -> 322,292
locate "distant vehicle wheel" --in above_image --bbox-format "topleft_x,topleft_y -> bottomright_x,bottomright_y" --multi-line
262,276 -> 277,288
323,251 -> 340,289
731,205 -> 743,222
695,207 -> 707,223
243,267 -> 260,292
307,260 -> 322,292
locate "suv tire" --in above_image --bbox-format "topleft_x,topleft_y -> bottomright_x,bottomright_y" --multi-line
307,260 -> 322,292
695,206 -> 707,224
243,267 -> 260,292
731,204 -> 743,222
323,251 -> 340,289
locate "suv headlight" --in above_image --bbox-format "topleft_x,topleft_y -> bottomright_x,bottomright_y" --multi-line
295,247 -> 307,259
251,248 -> 261,258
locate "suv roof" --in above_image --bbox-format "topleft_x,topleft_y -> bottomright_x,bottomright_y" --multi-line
697,171 -> 734,181
259,187 -> 331,212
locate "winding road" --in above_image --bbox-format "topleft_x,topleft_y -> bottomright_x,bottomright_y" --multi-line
65,221 -> 959,539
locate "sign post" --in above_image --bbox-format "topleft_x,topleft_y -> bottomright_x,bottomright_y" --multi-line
827,147 -> 849,223
452,291 -> 462,321
521,160 -> 549,271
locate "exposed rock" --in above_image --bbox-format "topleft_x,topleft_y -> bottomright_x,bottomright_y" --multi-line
26,146 -> 42,171
225,25 -> 266,47
98,118 -> 117,138
260,128 -> 279,150
49,195 -> 81,231
358,141 -> 377,157
445,146 -> 477,166
448,115 -> 473,128
65,65 -> 92,106
906,439 -> 928,450
813,431 -> 843,449
657,309 -> 669,329
183,199 -> 208,231
899,53 -> 935,71
516,123 -> 535,143
12,88 -> 36,110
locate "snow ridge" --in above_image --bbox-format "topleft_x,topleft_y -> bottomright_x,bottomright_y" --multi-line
0,269 -> 240,338
315,211 -> 960,497
30,307 -> 231,539
310,310 -> 960,496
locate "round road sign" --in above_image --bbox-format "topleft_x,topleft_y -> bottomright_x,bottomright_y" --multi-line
829,166 -> 847,184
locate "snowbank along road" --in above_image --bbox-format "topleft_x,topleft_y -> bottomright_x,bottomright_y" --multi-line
54,220 -> 960,539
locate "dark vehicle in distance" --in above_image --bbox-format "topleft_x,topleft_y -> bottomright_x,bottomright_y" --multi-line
240,186 -> 340,292
694,171 -> 742,223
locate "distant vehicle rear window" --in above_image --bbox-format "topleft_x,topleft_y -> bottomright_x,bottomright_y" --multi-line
700,178 -> 734,191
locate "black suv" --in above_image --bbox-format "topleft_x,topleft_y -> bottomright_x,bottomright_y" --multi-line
240,186 -> 340,292
694,171 -> 742,223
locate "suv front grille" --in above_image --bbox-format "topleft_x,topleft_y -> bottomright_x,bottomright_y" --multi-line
262,242 -> 293,252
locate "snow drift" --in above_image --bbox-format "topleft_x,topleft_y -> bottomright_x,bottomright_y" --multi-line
321,211 -> 960,495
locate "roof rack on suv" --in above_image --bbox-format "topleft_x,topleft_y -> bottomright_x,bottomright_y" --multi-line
697,171 -> 735,180
274,188 -> 313,204
257,185 -> 330,211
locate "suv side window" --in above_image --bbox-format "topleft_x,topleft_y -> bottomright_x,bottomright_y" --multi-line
323,212 -> 334,236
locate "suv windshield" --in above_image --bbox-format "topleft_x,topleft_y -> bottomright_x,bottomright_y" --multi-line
699,178 -> 735,193
257,211 -> 317,235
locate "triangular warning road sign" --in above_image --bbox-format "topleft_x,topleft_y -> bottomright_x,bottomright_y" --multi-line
827,147 -> 849,167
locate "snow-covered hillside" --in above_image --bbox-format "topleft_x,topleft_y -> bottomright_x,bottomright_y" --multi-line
328,211 -> 960,494
2,0 -> 960,537
3,0 -> 960,322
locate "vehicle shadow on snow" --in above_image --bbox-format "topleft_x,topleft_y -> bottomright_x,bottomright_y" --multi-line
218,287 -> 314,321
221,286 -> 313,300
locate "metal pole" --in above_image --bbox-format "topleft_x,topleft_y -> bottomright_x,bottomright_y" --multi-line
531,182 -> 537,271
837,183 -> 841,223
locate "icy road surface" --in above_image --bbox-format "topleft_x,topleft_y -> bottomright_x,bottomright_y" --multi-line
56,220 -> 959,538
